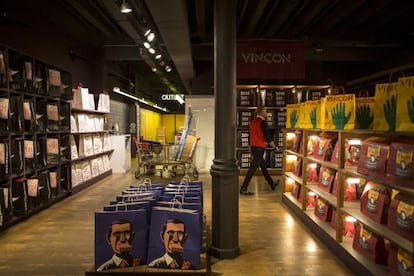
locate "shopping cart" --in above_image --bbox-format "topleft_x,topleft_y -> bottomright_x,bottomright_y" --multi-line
134,137 -> 200,180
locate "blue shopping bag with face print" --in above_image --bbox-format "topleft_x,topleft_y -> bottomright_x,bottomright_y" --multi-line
147,206 -> 201,270
94,209 -> 148,271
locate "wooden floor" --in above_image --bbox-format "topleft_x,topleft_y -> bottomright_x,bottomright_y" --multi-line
0,163 -> 355,276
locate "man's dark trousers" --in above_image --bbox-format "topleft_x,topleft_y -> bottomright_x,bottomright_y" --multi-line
241,146 -> 273,190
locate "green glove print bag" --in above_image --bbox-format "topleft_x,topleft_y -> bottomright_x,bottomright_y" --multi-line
373,82 -> 399,131
322,94 -> 355,130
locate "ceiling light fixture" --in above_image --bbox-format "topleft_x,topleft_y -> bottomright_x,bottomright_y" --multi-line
165,65 -> 172,72
144,29 -> 151,36
143,42 -> 150,49
147,32 -> 155,42
148,48 -> 155,54
120,0 -> 132,13
155,54 -> 162,59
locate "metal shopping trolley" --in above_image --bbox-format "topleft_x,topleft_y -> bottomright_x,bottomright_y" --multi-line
134,137 -> 200,179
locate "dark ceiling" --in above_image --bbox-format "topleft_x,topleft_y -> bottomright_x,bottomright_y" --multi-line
2,0 -> 414,112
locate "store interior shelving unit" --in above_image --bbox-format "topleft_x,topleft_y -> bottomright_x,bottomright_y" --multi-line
70,104 -> 113,194
282,128 -> 414,276
236,85 -> 326,175
0,45 -> 73,231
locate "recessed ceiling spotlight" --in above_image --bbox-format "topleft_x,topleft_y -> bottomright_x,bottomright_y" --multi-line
143,42 -> 150,49
148,48 -> 155,54
152,67 -> 157,72
120,0 -> 132,13
155,54 -> 162,59
147,32 -> 155,42
165,65 -> 172,72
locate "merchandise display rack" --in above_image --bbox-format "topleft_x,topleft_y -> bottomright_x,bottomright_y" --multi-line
282,128 -> 414,276
70,97 -> 113,194
0,45 -> 73,231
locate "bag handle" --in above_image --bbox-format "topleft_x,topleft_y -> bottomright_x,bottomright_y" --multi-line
169,198 -> 183,209
331,86 -> 345,95
143,178 -> 152,186
357,89 -> 370,98
389,71 -> 405,82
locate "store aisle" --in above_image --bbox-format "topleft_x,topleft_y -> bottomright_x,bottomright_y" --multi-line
0,166 -> 354,276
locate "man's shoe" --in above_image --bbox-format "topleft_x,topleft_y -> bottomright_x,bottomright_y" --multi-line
270,179 -> 280,191
240,189 -> 254,195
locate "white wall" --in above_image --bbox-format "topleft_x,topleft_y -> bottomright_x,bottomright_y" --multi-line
185,96 -> 215,173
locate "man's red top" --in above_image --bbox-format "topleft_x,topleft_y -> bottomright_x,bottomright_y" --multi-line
249,115 -> 271,148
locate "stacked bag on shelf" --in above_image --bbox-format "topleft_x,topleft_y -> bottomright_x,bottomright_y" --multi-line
94,177 -> 204,272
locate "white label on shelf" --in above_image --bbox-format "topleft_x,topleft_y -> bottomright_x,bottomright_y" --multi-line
47,104 -> 59,121
0,143 -> 4,164
47,138 -> 59,155
23,102 -> 32,120
27,178 -> 39,197
48,69 -> 61,86
49,172 -> 57,188
24,140 -> 34,159
0,98 -> 9,119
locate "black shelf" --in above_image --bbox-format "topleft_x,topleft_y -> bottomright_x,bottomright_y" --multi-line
70,169 -> 112,195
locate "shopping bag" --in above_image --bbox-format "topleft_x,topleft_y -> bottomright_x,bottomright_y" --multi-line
373,81 -> 399,131
303,99 -> 321,129
386,141 -> 414,188
360,181 -> 390,224
396,76 -> 414,131
355,90 -> 375,129
147,206 -> 201,270
352,222 -> 387,264
317,166 -> 336,193
322,93 -> 355,130
387,192 -> 413,242
357,136 -> 392,180
314,196 -> 332,221
312,132 -> 337,161
285,103 -> 302,128
388,244 -> 413,276
95,209 -> 148,271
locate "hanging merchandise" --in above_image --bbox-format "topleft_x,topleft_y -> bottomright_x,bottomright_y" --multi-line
46,103 -> 59,131
0,97 -> 10,134
23,99 -> 36,132
12,177 -> 28,216
11,137 -> 24,175
9,96 -> 23,133
36,136 -> 47,169
0,138 -> 9,180
24,138 -> 35,171
46,137 -> 59,164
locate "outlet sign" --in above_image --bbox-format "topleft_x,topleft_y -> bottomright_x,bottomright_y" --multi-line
161,94 -> 185,101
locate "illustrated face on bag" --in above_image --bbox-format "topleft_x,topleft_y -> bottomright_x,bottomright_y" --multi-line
107,220 -> 135,256
162,220 -> 188,256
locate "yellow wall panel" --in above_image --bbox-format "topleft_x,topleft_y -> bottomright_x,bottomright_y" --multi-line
139,109 -> 185,143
